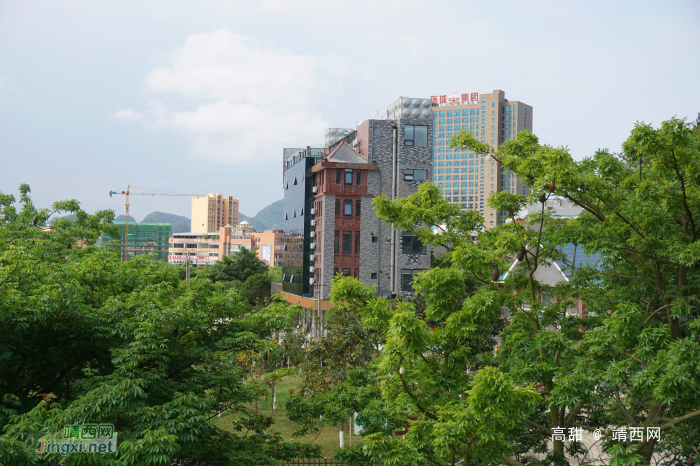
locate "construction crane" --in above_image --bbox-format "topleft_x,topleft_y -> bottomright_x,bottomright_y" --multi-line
109,185 -> 201,261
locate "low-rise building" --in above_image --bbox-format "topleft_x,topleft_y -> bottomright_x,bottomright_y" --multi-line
168,222 -> 283,268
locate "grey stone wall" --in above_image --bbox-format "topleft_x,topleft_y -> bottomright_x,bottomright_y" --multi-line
319,194 -> 336,300
361,118 -> 432,297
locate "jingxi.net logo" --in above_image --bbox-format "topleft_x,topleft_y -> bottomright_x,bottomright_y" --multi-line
36,424 -> 117,456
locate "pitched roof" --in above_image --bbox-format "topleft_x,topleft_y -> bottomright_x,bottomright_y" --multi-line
327,141 -> 366,164
500,243 -> 601,285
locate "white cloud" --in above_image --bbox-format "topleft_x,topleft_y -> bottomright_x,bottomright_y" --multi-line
126,29 -> 344,163
112,108 -> 144,121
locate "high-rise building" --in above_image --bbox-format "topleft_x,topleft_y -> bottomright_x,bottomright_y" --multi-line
430,89 -> 533,227
282,97 -> 433,329
98,222 -> 172,262
190,193 -> 239,233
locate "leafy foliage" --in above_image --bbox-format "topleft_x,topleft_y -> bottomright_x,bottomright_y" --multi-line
0,185 -> 318,465
204,246 -> 269,283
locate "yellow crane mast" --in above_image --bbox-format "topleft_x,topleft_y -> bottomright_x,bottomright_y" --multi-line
109,185 -> 200,261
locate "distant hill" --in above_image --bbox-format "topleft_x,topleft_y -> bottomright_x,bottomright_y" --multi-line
141,211 -> 190,233
115,215 -> 137,222
254,199 -> 283,230
52,213 -> 77,222
238,213 -> 268,232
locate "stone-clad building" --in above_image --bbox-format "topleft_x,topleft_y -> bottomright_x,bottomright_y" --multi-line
281,97 -> 433,327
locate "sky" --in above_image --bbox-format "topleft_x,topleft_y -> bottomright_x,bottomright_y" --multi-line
1,0 -> 699,221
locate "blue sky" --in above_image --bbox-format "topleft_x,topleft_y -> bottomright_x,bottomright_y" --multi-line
1,0 -> 698,220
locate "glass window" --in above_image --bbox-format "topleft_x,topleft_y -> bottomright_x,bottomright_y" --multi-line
439,111 -> 445,117
334,231 -> 339,253
401,269 -> 422,291
334,268 -> 339,276
356,169 -> 361,184
335,199 -> 340,215
342,232 -> 352,254
356,199 -> 361,216
343,199 -> 352,216
336,168 -> 341,184
404,125 -> 428,147
446,111 -> 453,117
372,236 -> 378,243
342,268 -> 351,276
402,235 -> 424,254
355,231 -> 360,253
345,168 -> 353,184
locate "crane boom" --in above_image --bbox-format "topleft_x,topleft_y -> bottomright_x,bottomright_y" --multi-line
108,187 -> 201,261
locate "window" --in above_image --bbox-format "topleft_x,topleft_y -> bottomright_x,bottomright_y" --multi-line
342,268 -> 351,276
404,125 -> 428,147
355,231 -> 360,253
403,169 -> 428,181
354,268 -> 359,278
371,236 -> 378,243
343,199 -> 352,216
401,269 -> 422,291
335,199 -> 340,215
356,169 -> 361,184
371,272 -> 377,279
345,168 -> 353,184
343,231 -> 352,254
356,199 -> 361,216
334,231 -> 339,253
334,268 -> 339,276
402,235 -> 424,254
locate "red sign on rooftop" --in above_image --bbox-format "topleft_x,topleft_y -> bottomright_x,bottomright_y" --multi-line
431,93 -> 479,106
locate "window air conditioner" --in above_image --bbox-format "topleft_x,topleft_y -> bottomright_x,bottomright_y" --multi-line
310,231 -> 315,238
309,278 -> 315,285
311,220 -> 316,226
311,208 -> 316,215
309,266 -> 315,273
309,255 -> 315,261
310,242 -> 316,249
312,187 -> 318,193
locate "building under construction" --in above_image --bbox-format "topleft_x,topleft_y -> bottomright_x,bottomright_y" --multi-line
98,222 -> 172,262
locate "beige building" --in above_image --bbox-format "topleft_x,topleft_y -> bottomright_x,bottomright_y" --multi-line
190,193 -> 239,233
169,221 -> 283,268
430,89 -> 533,227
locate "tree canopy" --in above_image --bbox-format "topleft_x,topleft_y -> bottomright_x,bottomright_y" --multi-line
324,117 -> 700,465
204,246 -> 269,283
0,185 -> 318,465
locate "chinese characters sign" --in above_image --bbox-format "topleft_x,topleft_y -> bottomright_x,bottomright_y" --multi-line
551,426 -> 661,443
36,423 -> 118,456
431,93 -> 479,106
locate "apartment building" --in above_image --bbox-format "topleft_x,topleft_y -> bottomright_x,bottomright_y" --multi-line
282,97 -> 433,317
430,89 -> 533,227
190,193 -> 239,233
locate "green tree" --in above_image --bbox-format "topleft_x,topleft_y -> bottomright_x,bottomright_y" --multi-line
332,116 -> 700,465
205,246 -> 269,283
240,273 -> 272,307
286,277 -> 384,449
268,265 -> 283,283
0,185 -> 319,465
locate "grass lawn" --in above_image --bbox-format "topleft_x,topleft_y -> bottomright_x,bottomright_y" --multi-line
211,376 -> 362,459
